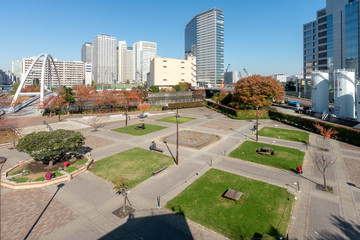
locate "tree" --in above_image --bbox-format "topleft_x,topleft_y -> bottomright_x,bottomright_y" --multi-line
39,93 -> 67,121
314,124 -> 338,151
73,85 -> 96,113
172,85 -> 181,92
311,151 -> 336,191
86,115 -> 104,131
178,82 -> 191,91
9,82 -> 20,95
285,80 -> 296,91
137,102 -> 150,113
61,86 -> 75,112
312,124 -> 338,191
213,90 -> 228,103
16,129 -> 85,166
232,75 -> 285,109
113,177 -> 132,217
148,85 -> 159,92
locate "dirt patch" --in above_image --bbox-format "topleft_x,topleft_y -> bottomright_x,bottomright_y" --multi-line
344,158 -> 360,187
8,158 -> 86,181
84,135 -> 115,149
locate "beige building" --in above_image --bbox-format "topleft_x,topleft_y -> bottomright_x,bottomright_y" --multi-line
23,57 -> 85,87
149,56 -> 196,88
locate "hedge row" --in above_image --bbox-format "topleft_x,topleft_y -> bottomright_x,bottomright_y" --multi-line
206,101 -> 269,120
269,110 -> 360,147
168,101 -> 206,109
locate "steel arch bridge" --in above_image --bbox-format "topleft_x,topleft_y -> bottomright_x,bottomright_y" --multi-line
11,53 -> 61,106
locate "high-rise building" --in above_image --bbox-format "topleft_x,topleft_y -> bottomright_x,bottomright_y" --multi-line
133,41 -> 156,84
12,60 -> 22,81
81,42 -> 93,63
22,57 -> 84,87
304,0 -> 360,79
118,41 -> 134,83
185,8 -> 224,86
93,35 -> 117,84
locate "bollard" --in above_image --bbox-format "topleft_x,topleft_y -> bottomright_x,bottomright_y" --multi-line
157,196 -> 161,209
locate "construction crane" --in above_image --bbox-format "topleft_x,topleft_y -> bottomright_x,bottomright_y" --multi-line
243,68 -> 249,77
220,64 -> 231,88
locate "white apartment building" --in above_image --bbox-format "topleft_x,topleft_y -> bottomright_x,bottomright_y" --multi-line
149,56 -> 196,88
81,42 -> 93,63
118,41 -> 134,83
22,57 -> 84,87
133,41 -> 156,84
93,35 -> 117,84
84,62 -> 92,86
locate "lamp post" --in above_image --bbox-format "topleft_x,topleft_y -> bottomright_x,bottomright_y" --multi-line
175,109 -> 180,165
256,105 -> 259,142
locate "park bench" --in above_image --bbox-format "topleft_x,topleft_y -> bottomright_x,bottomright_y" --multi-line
153,166 -> 167,175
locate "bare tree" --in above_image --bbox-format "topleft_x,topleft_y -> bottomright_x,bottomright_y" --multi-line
311,151 -> 336,191
113,177 -> 133,217
86,116 -> 104,132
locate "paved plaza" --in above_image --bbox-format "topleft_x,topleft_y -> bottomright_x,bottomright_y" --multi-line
1,107 -> 360,239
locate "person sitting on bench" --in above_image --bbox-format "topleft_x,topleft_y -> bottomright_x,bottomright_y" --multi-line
149,141 -> 156,151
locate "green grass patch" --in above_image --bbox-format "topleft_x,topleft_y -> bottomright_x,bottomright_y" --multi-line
65,166 -> 78,173
9,177 -> 28,183
229,141 -> 304,171
166,168 -> 294,239
11,169 -> 30,176
33,177 -> 45,182
112,123 -> 167,136
258,127 -> 309,143
156,116 -> 196,124
54,171 -> 63,176
90,147 -> 173,189
74,158 -> 88,167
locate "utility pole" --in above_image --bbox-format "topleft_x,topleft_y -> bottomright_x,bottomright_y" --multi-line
175,109 -> 180,165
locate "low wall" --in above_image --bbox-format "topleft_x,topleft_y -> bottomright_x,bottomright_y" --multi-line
148,91 -> 204,106
0,157 -> 94,190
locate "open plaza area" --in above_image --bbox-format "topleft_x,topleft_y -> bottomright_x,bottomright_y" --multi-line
1,107 -> 360,239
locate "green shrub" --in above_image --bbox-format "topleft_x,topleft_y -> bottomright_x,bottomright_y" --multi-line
149,85 -> 159,92
33,177 -> 45,182
269,110 -> 360,147
168,101 -> 205,109
9,177 -> 28,183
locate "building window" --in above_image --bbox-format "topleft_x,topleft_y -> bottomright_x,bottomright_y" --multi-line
163,66 -> 167,68
163,79 -> 167,81
163,60 -> 167,62
181,79 -> 185,81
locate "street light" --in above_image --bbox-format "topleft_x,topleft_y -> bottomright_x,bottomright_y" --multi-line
255,105 -> 259,142
175,109 -> 180,165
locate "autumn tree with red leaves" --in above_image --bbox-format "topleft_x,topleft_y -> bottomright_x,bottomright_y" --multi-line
232,75 -> 285,109
73,85 -> 96,112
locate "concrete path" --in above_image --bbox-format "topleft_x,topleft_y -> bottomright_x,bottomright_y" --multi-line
1,107 -> 360,240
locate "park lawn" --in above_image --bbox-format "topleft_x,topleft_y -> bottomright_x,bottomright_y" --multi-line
90,147 -> 173,189
8,177 -> 28,183
229,141 -> 304,171
112,123 -> 167,136
166,168 -> 294,240
156,116 -> 196,124
65,166 -> 78,173
258,127 -> 309,143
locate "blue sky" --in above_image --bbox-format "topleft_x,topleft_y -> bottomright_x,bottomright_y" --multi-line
1,0 -> 325,75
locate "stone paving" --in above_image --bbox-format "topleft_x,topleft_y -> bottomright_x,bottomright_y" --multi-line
1,107 -> 360,240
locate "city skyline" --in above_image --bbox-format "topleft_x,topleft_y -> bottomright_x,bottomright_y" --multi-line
1,0 -> 325,76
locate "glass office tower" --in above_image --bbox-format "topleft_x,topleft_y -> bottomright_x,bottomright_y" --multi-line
304,0 -> 360,79
185,8 -> 224,86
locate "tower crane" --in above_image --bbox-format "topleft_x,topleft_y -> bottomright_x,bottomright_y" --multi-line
220,64 -> 231,88
243,68 -> 249,77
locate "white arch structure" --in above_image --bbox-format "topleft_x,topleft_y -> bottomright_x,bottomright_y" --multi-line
11,53 -> 61,105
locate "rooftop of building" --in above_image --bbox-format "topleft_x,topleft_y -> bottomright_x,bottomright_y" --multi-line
185,8 -> 223,28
